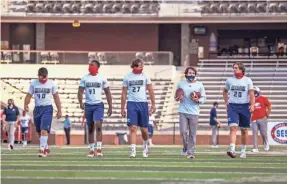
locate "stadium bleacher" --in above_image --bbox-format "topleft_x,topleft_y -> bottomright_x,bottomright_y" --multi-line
0,62 -> 176,131
1,77 -> 173,130
2,58 -> 286,132
6,0 -> 160,15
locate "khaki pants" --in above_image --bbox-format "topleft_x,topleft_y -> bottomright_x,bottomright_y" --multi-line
6,121 -> 16,145
252,118 -> 268,148
179,113 -> 199,156
210,125 -> 218,146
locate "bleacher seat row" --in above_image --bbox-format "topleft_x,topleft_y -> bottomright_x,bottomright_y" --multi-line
1,77 -> 173,131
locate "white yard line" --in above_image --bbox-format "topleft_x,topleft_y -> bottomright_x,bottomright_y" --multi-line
2,169 -> 283,174
1,176 -> 226,182
1,163 -> 284,169
2,151 -> 286,156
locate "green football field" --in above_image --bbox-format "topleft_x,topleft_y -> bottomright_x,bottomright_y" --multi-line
1,145 -> 287,184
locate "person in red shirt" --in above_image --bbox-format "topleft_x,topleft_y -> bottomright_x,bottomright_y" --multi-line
251,87 -> 271,152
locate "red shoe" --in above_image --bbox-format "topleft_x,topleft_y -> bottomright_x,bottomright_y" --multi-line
96,149 -> 103,157
38,150 -> 46,157
87,150 -> 95,157
44,149 -> 51,155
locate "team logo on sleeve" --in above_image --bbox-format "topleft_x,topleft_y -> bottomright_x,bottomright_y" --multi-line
271,122 -> 287,144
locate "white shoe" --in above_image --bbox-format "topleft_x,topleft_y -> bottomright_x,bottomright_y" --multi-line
264,145 -> 270,152
211,145 -> 218,148
240,152 -> 246,159
143,150 -> 148,158
129,151 -> 136,158
187,154 -> 195,159
22,144 -> 26,148
251,148 -> 259,153
180,148 -> 187,156
143,144 -> 149,158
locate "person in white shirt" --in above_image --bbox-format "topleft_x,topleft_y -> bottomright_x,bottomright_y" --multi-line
223,62 -> 255,159
24,67 -> 62,157
19,111 -> 31,147
148,114 -> 156,146
78,60 -> 112,157
121,58 -> 156,158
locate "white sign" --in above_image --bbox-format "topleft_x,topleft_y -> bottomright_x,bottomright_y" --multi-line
267,122 -> 287,145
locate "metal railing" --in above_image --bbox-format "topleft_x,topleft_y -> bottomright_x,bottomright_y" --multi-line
0,50 -> 173,65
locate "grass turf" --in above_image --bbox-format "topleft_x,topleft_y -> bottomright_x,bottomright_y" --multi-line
1,145 -> 287,184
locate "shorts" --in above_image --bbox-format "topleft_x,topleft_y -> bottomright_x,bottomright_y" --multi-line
85,103 -> 104,125
21,127 -> 28,134
227,103 -> 251,128
127,101 -> 149,128
33,105 -> 53,133
148,124 -> 154,136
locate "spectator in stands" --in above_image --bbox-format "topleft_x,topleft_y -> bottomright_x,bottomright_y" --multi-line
121,58 -> 156,158
19,111 -> 31,147
251,87 -> 271,152
175,66 -> 206,159
2,99 -> 20,150
223,62 -> 255,159
78,60 -> 112,157
63,115 -> 72,145
209,102 -> 221,148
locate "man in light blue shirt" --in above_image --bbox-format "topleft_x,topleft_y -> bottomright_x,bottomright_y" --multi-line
175,66 -> 206,159
63,115 -> 72,145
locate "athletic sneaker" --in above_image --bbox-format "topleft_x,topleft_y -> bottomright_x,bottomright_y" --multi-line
87,150 -> 95,157
96,149 -> 103,157
129,151 -> 136,158
180,149 -> 187,156
143,146 -> 149,158
251,148 -> 259,153
227,151 -> 236,158
211,145 -> 219,148
38,150 -> 46,157
240,152 -> 246,159
44,148 -> 51,155
187,154 -> 195,159
264,145 -> 270,152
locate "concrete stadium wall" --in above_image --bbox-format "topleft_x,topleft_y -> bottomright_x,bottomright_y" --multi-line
54,133 -> 264,146
45,24 -> 159,51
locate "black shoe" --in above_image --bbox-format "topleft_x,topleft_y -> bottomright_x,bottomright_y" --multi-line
227,151 -> 236,158
10,144 -> 14,150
